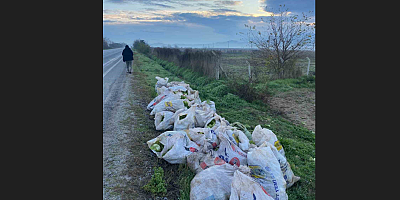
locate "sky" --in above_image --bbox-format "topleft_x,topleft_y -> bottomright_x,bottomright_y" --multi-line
103,0 -> 315,47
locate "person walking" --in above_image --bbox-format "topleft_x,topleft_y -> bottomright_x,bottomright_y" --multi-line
122,45 -> 134,74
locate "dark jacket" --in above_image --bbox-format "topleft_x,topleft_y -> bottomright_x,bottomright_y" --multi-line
122,46 -> 134,62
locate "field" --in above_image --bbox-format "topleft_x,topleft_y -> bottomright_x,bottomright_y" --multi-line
219,50 -> 316,80
219,51 -> 316,132
131,49 -> 315,199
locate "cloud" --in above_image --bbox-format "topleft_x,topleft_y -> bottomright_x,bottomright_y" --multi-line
170,12 -> 255,36
103,20 -> 117,23
145,8 -> 159,11
215,1 -> 243,6
211,8 -> 241,13
149,3 -> 175,8
106,0 -> 176,8
259,0 -> 314,15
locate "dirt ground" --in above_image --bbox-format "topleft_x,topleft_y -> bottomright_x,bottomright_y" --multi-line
268,88 -> 315,132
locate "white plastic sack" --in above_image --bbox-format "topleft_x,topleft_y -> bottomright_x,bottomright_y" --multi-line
147,131 -> 199,164
260,142 -> 300,188
194,109 -> 215,128
187,150 -> 227,174
230,170 -> 274,200
252,125 -> 285,156
147,92 -> 169,111
150,99 -> 185,115
173,106 -> 196,131
186,128 -> 208,147
186,128 -> 219,153
215,125 -> 236,145
197,100 -> 216,113
215,125 -> 250,152
156,86 -> 169,95
215,132 -> 247,167
183,89 -> 201,105
155,76 -> 168,89
167,81 -> 190,90
169,85 -> 188,93
154,111 -> 175,131
190,164 -> 251,200
247,146 -> 288,200
171,107 -> 187,119
166,81 -> 180,86
147,131 -> 181,158
235,129 -> 250,152
204,113 -> 229,130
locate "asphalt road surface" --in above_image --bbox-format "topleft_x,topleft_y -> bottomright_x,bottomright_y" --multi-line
103,47 -> 125,104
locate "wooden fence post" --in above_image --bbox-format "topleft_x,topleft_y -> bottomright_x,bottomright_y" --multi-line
212,51 -> 219,80
216,63 -> 220,80
246,60 -> 251,81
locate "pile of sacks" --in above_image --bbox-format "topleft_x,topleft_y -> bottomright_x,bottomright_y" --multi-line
146,76 -> 300,200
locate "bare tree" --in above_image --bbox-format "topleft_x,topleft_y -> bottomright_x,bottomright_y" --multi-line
242,5 -> 315,79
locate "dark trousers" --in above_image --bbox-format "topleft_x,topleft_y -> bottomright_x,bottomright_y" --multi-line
125,60 -> 132,72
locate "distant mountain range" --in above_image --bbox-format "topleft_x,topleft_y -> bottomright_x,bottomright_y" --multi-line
150,40 -> 254,49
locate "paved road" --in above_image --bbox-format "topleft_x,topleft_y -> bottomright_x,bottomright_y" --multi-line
103,48 -> 125,103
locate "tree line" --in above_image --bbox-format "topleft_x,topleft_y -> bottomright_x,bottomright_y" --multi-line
103,37 -> 126,49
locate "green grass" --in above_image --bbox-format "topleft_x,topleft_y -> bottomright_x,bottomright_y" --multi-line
177,164 -> 196,200
135,54 -> 183,98
142,167 -> 167,196
135,53 -> 315,200
266,76 -> 315,96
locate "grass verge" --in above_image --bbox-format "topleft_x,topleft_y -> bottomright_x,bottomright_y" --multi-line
135,53 -> 315,200
142,166 -> 167,196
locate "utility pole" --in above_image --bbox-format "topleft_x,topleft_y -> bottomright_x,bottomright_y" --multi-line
228,41 -> 229,48
306,57 -> 310,76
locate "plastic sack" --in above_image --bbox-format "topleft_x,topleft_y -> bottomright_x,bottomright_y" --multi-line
199,100 -> 216,113
186,128 -> 219,152
167,81 -> 190,90
231,122 -> 252,141
187,150 -> 226,174
150,99 -> 185,115
147,92 -> 169,111
215,132 -> 247,167
230,170 -> 274,200
194,109 -> 215,128
154,111 -> 175,131
147,131 -> 200,164
173,106 -> 196,131
190,164 -> 251,200
155,76 -> 168,89
171,107 -> 186,118
204,113 -> 229,130
169,85 -> 188,93
247,146 -> 288,200
252,125 -> 285,156
215,125 -> 250,152
234,129 -> 250,152
260,142 -> 300,188
156,86 -> 168,95
184,89 -> 202,105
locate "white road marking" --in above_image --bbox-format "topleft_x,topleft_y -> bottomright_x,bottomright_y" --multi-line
103,56 -> 120,68
103,57 -> 123,78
